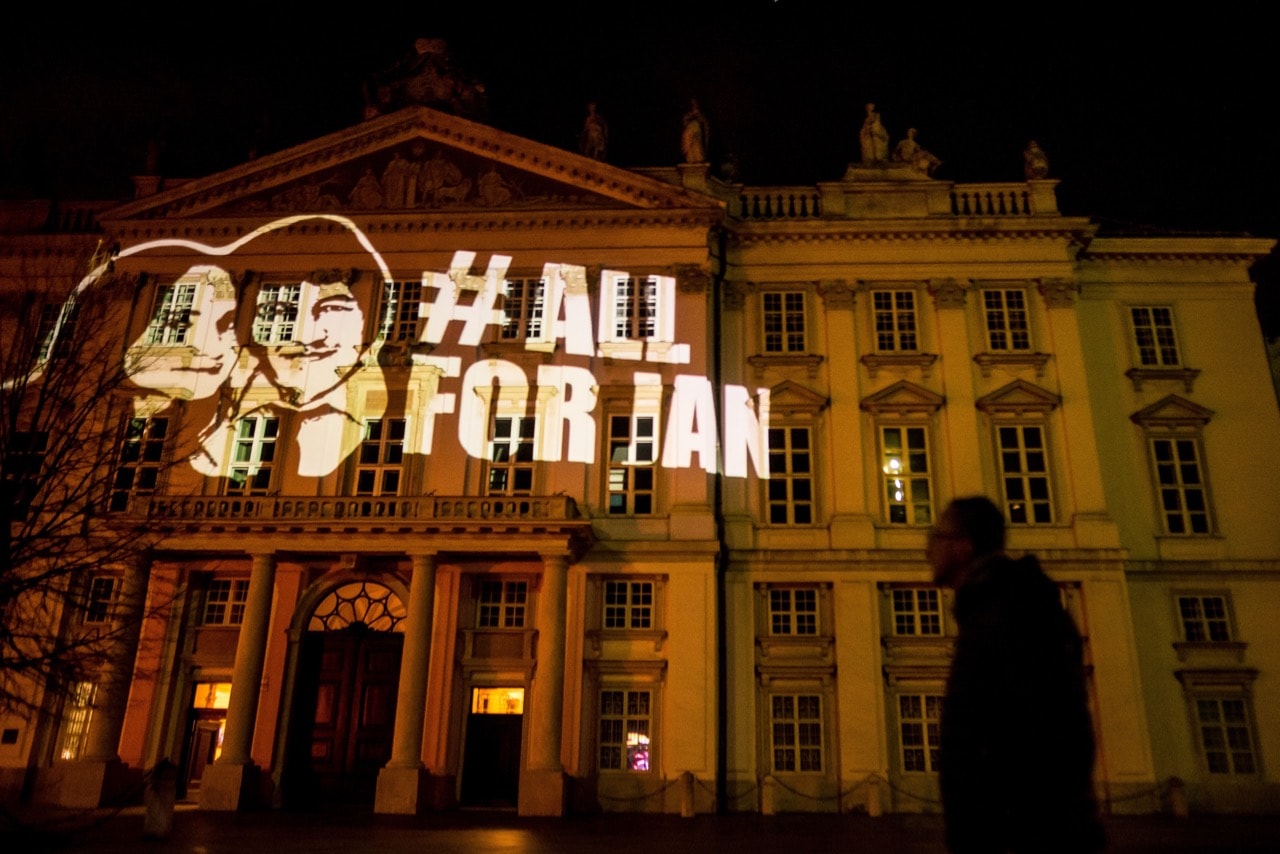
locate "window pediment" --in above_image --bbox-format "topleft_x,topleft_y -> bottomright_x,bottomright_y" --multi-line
1130,394 -> 1214,427
974,379 -> 1060,415
860,380 -> 944,416
768,380 -> 829,417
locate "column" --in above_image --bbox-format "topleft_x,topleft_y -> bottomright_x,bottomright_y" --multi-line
518,552 -> 569,816
200,553 -> 276,810
57,559 -> 151,807
375,553 -> 437,814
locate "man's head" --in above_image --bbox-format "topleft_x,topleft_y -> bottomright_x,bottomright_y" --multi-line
928,496 -> 1006,587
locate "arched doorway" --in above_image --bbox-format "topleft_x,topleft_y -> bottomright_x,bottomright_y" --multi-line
285,580 -> 406,806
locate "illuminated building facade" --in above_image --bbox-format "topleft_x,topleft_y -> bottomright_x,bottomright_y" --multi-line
1,105 -> 1277,816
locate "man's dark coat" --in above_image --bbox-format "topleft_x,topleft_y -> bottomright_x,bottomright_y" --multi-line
940,554 -> 1106,853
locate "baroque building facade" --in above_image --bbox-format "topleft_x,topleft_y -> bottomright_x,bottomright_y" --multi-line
0,104 -> 1276,816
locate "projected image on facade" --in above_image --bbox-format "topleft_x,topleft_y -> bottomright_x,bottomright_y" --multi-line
32,215 -> 769,483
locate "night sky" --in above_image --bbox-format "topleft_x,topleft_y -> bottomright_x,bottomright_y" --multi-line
3,4 -> 1276,332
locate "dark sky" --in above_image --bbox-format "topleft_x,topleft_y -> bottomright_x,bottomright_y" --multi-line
3,4 -> 1277,330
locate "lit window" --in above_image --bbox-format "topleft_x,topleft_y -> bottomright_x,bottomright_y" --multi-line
477,580 -> 528,628
771,694 -> 823,772
892,588 -> 942,636
145,280 -> 198,345
486,416 -> 535,496
377,280 -> 424,343
880,426 -> 933,525
767,426 -> 813,525
769,588 -> 817,636
1151,437 -> 1211,535
501,278 -> 547,341
84,575 -> 118,625
1131,306 -> 1181,367
1196,697 -> 1257,774
997,424 -> 1052,524
356,418 -> 406,496
898,693 -> 943,773
204,579 -> 249,625
57,682 -> 97,760
873,290 -> 918,352
613,276 -> 659,340
982,289 -> 1031,352
608,415 -> 656,515
763,291 -> 806,353
226,416 -> 279,496
1178,595 -> 1232,642
110,416 -> 169,512
604,580 -> 653,629
599,689 -> 652,772
253,283 -> 302,344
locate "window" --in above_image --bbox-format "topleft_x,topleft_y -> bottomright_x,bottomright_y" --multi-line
873,290 -> 918,352
607,415 -> 656,515
477,580 -> 528,628
84,575 -> 118,624
769,588 -> 817,636
1195,697 -> 1257,774
1151,436 -> 1210,535
880,426 -> 933,525
1178,595 -> 1231,642
204,579 -> 249,625
56,681 -> 96,760
763,291 -> 806,353
599,689 -> 652,772
898,693 -> 943,773
767,426 -> 813,524
226,416 -> 279,495
982,289 -> 1031,352
892,588 -> 942,636
110,416 -> 169,512
486,416 -> 535,496
145,280 -> 198,345
613,276 -> 658,340
604,580 -> 653,629
253,283 -> 301,343
770,694 -> 823,772
3,430 -> 47,516
1130,306 -> 1181,367
377,280 -> 424,343
501,278 -> 547,341
356,418 -> 406,496
35,299 -> 78,361
997,424 -> 1052,524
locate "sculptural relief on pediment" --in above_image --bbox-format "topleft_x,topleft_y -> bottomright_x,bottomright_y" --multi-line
232,141 -> 615,215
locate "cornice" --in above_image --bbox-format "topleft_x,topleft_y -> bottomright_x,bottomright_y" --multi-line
726,219 -> 1095,246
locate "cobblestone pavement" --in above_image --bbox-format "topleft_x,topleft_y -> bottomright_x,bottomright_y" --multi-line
5,804 -> 1280,852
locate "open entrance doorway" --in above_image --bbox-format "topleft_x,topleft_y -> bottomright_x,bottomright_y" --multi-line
180,682 -> 229,799
288,625 -> 402,804
460,687 -> 524,807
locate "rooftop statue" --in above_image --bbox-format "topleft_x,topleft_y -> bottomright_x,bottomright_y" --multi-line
859,102 -> 890,165
1024,140 -> 1050,180
579,102 -> 608,161
363,38 -> 487,119
892,128 -> 942,176
681,99 -> 709,164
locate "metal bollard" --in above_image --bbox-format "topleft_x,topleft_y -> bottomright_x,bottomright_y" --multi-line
679,770 -> 695,817
1167,776 -> 1189,819
866,775 -> 883,817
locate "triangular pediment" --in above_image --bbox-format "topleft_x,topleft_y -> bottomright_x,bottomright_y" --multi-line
974,379 -> 1060,415
768,380 -> 829,417
104,106 -> 721,223
859,380 -> 944,415
1130,394 -> 1215,427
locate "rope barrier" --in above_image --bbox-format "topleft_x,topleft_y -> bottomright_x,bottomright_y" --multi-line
595,777 -> 679,803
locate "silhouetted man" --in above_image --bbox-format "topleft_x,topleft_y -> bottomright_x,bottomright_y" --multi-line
928,496 -> 1105,853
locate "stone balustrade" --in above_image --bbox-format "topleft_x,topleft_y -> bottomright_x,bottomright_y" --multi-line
733,180 -> 1056,220
144,494 -> 581,524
